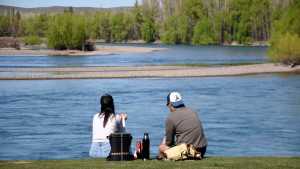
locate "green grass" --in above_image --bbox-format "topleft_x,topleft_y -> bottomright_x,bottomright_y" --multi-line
1,157 -> 299,169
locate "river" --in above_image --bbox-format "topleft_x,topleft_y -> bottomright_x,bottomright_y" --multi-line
0,45 -> 299,160
0,75 -> 299,160
0,45 -> 267,67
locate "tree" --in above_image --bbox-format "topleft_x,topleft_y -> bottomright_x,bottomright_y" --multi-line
271,0 -> 300,36
71,16 -> 87,50
110,12 -> 132,42
161,15 -> 189,44
141,17 -> 156,43
177,15 -> 189,43
47,13 -> 88,50
161,16 -> 178,44
182,0 -> 205,25
140,0 -> 159,42
192,18 -> 215,45
23,14 -> 49,37
0,8 -> 22,37
91,12 -> 112,42
141,0 -> 160,20
132,0 -> 143,40
47,14 -> 69,50
250,0 -> 271,41
14,11 -> 21,36
0,15 -> 10,36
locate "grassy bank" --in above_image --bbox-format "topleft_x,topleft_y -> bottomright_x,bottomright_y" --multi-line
1,157 -> 299,169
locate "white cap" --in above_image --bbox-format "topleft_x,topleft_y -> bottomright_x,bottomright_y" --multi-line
167,92 -> 184,108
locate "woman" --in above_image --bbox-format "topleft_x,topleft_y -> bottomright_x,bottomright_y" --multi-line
89,94 -> 126,158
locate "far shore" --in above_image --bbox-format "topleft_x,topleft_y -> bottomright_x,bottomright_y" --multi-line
0,63 -> 299,80
0,45 -> 167,56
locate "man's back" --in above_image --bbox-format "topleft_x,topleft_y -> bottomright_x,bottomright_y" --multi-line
165,107 -> 207,148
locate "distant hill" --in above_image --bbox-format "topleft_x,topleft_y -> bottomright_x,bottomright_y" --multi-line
0,5 -> 132,15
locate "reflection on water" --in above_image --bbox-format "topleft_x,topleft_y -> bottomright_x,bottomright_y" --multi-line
0,45 -> 267,67
0,74 -> 300,160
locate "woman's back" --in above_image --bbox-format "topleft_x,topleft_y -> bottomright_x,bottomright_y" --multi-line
92,113 -> 116,143
89,94 -> 127,158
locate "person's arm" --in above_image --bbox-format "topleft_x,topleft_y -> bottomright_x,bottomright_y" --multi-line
114,113 -> 127,132
165,117 -> 175,146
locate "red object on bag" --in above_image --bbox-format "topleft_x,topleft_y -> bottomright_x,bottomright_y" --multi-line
135,140 -> 143,159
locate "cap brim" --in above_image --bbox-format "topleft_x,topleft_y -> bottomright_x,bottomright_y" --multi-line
171,100 -> 184,107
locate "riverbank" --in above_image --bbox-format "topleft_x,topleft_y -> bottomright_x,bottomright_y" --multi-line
0,157 -> 299,169
0,45 -> 167,56
0,63 -> 299,80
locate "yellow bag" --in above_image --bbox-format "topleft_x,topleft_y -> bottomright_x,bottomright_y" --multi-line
164,143 -> 201,161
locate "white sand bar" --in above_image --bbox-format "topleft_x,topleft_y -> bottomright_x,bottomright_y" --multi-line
0,64 -> 299,80
0,45 -> 167,56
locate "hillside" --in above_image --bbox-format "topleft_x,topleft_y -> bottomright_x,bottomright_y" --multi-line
0,5 -> 132,15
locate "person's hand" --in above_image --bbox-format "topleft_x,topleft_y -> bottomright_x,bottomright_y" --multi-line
120,113 -> 128,120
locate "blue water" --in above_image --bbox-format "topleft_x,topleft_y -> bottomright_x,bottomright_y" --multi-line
0,74 -> 300,160
0,45 -> 267,67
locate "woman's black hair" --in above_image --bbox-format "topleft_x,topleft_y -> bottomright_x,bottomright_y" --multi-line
100,94 -> 115,128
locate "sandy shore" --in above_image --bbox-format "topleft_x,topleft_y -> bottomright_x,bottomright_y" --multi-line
0,45 -> 167,56
0,64 -> 299,80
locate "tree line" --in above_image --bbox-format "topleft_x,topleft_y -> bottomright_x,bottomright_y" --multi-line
0,0 -> 299,55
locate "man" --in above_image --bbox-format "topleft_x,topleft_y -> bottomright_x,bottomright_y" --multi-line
159,91 -> 208,158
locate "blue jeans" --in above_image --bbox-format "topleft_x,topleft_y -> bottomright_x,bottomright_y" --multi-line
89,142 -> 110,158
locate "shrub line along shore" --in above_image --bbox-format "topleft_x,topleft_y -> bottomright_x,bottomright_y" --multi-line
0,64 -> 299,80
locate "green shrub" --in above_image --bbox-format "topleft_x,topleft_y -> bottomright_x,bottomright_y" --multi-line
23,35 -> 42,45
268,1 -> 300,65
110,12 -> 133,42
141,17 -> 156,43
161,15 -> 189,44
268,33 -> 300,65
192,19 -> 215,45
161,31 -> 177,44
47,13 -> 88,50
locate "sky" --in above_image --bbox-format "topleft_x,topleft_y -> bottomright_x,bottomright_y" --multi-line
0,0 -> 137,8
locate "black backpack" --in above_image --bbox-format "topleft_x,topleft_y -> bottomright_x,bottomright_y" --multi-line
107,132 -> 134,161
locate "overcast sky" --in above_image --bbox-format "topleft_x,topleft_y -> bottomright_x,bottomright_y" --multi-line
0,0 -> 137,8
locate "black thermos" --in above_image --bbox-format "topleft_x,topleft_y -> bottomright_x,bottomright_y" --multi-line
142,133 -> 150,159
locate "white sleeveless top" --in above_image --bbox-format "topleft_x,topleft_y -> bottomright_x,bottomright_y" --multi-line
91,113 -> 124,143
